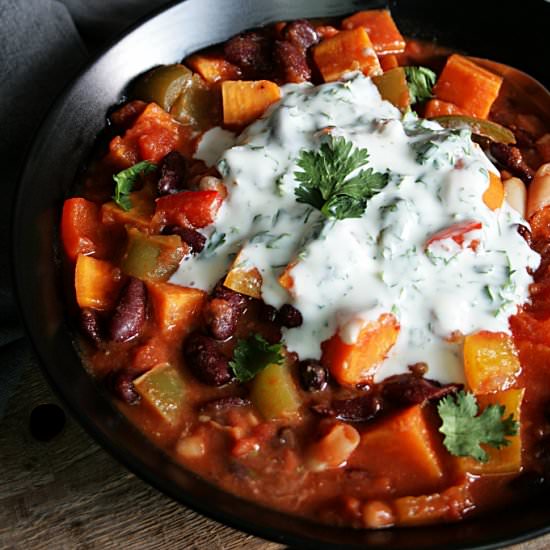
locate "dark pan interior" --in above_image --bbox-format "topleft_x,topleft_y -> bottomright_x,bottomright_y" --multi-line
12,0 -> 550,547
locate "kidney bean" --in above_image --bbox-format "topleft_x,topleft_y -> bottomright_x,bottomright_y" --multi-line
490,142 -> 534,183
80,307 -> 104,344
205,282 -> 249,340
108,368 -> 141,404
299,359 -> 328,392
162,224 -> 206,253
157,151 -> 187,195
276,303 -> 303,328
313,394 -> 383,423
517,224 -> 532,246
408,362 -> 429,377
109,277 -> 147,343
381,373 -> 461,406
223,32 -> 272,77
273,40 -> 311,83
258,302 -> 278,323
283,19 -> 319,50
183,332 -> 233,386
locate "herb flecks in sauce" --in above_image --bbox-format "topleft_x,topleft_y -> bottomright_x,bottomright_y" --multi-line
182,73 -> 539,384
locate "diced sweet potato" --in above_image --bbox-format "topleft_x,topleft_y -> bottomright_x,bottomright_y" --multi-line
348,405 -> 445,495
186,54 -> 242,83
458,388 -> 524,475
101,187 -> 156,231
392,478 -> 473,526
321,314 -> 399,386
75,254 -> 122,310
424,99 -> 464,118
61,198 -> 104,261
379,54 -> 398,71
463,331 -> 521,393
222,80 -> 281,127
342,10 -> 406,55
433,55 -> 503,119
278,260 -> 297,293
483,172 -> 505,211
372,67 -> 410,110
224,250 -> 263,298
133,363 -> 187,426
313,28 -> 382,83
147,282 -> 206,336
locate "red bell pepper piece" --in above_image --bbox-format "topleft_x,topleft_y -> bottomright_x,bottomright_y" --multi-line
61,198 -> 102,261
425,220 -> 482,251
154,190 -> 223,228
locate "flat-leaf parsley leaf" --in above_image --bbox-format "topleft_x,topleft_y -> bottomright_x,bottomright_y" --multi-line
229,333 -> 284,383
404,66 -> 437,105
437,390 -> 519,462
294,135 -> 388,220
113,160 -> 157,211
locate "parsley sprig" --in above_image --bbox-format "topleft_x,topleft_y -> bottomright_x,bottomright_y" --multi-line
437,391 -> 519,462
404,66 -> 437,105
294,135 -> 388,220
229,333 -> 284,383
112,160 -> 157,211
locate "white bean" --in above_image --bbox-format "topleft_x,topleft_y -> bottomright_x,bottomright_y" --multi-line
527,163 -> 550,219
503,177 -> 527,218
306,422 -> 360,472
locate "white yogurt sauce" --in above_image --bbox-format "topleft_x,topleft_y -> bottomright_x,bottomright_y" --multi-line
172,73 -> 539,384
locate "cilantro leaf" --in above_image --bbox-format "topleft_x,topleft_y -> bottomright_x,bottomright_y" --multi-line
294,135 -> 388,220
229,333 -> 284,383
112,160 -> 157,211
404,66 -> 437,105
437,391 -> 519,462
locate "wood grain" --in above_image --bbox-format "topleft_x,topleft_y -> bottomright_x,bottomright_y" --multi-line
0,349 -> 548,549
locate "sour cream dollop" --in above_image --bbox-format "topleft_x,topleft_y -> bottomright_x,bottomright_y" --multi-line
171,74 -> 539,384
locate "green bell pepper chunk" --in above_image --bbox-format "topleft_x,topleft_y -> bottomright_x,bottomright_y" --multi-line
432,115 -> 516,145
133,363 -> 187,426
122,227 -> 186,282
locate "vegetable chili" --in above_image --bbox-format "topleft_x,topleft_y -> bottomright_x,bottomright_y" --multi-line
61,10 -> 550,529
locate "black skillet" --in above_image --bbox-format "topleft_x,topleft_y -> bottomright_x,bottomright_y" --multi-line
11,0 -> 550,547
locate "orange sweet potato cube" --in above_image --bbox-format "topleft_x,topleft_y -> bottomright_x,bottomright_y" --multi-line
75,254 -> 122,310
482,172 -> 504,211
147,282 -> 206,335
101,188 -> 156,231
458,388 -> 524,475
222,80 -> 281,127
348,405 -> 445,495
342,10 -> 406,55
463,331 -> 521,393
433,54 -> 503,119
313,28 -> 382,82
186,54 -> 242,83
424,99 -> 464,118
321,314 -> 399,386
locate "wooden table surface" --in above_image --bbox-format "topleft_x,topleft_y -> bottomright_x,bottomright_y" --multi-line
1,349 -> 549,550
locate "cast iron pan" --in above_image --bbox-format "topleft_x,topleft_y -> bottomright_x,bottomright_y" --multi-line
11,0 -> 550,547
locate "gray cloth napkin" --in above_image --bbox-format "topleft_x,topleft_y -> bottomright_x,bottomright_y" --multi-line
0,0 -> 169,416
